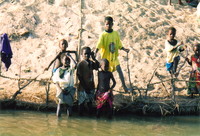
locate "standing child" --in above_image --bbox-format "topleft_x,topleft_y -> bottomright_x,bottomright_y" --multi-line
165,27 -> 185,76
186,42 -> 200,97
95,16 -> 130,92
52,54 -> 76,117
77,47 -> 99,116
96,59 -> 116,119
44,39 -> 78,72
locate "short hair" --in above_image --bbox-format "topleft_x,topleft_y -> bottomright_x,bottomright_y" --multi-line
81,46 -> 91,54
59,39 -> 68,48
105,16 -> 113,23
168,27 -> 176,33
100,58 -> 109,67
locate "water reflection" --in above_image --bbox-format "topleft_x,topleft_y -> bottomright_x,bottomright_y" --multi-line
0,110 -> 199,136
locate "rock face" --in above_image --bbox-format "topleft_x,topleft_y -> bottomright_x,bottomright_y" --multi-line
0,0 -> 200,103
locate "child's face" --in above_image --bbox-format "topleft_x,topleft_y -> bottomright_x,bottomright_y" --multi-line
101,61 -> 109,71
82,49 -> 91,60
62,56 -> 70,68
60,41 -> 68,51
104,20 -> 113,31
167,30 -> 176,41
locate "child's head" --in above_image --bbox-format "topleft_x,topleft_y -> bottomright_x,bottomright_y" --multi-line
104,16 -> 113,31
59,39 -> 68,51
61,55 -> 71,68
100,59 -> 109,71
193,43 -> 200,55
167,27 -> 176,41
81,47 -> 91,60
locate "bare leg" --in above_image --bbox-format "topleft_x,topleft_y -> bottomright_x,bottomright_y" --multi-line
56,103 -> 61,117
116,65 -> 128,92
67,106 -> 72,117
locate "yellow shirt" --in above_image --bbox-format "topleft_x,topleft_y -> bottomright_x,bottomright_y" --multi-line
165,40 -> 184,63
96,30 -> 123,72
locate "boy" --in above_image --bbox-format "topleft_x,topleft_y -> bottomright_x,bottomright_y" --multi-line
96,59 -> 116,119
186,42 -> 200,97
44,39 -> 78,72
52,54 -> 76,117
77,47 -> 99,116
165,27 -> 185,76
95,16 -> 130,92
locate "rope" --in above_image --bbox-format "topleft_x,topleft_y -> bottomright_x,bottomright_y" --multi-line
0,74 -> 53,83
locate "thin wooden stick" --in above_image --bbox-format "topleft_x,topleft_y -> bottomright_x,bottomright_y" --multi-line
145,65 -> 159,98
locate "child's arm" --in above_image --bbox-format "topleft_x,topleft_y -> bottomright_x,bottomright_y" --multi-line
120,47 -> 130,53
186,56 -> 192,66
91,51 -> 100,70
65,50 -> 78,62
67,53 -> 77,68
110,73 -> 116,90
44,52 -> 61,71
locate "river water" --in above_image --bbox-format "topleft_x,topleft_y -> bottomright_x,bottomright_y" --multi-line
0,110 -> 199,136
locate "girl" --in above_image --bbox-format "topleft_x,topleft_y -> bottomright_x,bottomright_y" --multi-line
96,59 -> 116,119
52,54 -> 76,117
186,43 -> 200,97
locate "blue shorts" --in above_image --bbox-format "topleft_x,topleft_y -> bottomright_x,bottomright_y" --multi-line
166,62 -> 173,71
52,68 -> 58,73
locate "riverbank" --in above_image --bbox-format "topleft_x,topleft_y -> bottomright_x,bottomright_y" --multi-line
0,0 -> 200,117
1,95 -> 199,116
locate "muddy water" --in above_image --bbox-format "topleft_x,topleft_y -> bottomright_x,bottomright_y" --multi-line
0,110 -> 199,136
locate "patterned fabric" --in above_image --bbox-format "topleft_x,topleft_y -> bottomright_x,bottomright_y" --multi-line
56,86 -> 76,105
52,67 -> 76,105
96,90 -> 113,109
96,30 -> 123,72
77,89 -> 95,105
188,55 -> 200,94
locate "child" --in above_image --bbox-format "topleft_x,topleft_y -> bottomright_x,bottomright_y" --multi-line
44,39 -> 78,72
95,16 -> 130,92
76,47 -> 99,116
186,42 -> 200,97
165,27 -> 185,76
52,54 -> 76,117
96,59 -> 116,119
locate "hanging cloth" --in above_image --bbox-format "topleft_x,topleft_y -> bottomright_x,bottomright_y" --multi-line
0,33 -> 13,71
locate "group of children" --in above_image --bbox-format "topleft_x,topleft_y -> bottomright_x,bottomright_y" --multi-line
46,16 -> 129,118
45,16 -> 200,118
165,27 -> 200,98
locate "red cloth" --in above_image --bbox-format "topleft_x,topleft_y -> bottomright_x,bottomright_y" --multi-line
96,90 -> 113,109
